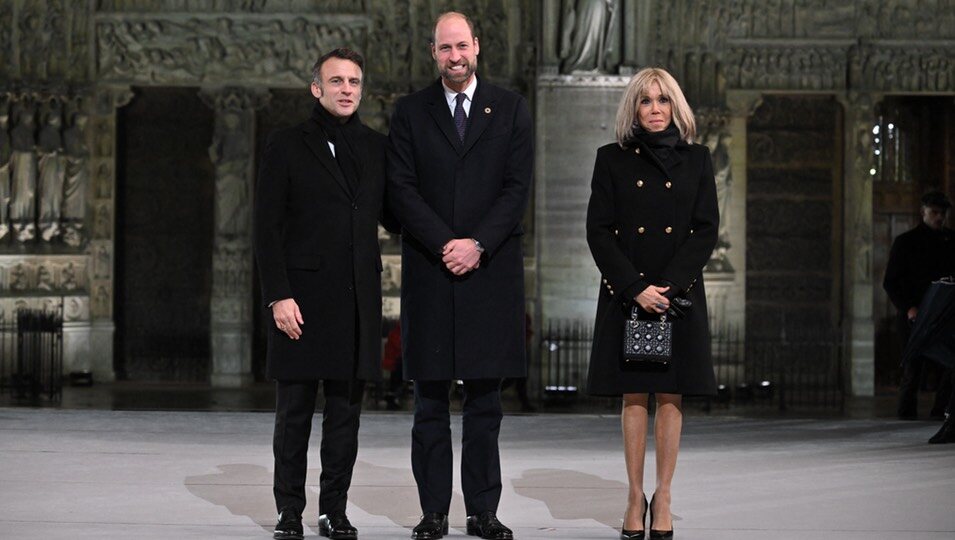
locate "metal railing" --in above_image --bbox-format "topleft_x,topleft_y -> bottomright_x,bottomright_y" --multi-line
0,309 -> 64,401
536,319 -> 845,412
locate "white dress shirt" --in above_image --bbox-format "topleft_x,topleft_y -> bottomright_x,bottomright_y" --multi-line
442,76 -> 477,118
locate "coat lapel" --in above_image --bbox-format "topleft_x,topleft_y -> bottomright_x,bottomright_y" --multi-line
461,79 -> 496,156
426,81 -> 465,156
302,120 -> 352,198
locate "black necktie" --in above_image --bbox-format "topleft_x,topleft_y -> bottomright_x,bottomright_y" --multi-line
454,93 -> 467,141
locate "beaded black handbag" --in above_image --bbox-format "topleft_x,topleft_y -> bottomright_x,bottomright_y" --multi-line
623,307 -> 672,365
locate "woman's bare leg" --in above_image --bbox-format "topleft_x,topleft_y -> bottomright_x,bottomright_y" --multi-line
651,393 -> 683,531
622,393 -> 650,530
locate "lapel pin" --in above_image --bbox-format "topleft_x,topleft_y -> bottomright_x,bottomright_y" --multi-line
484,107 -> 491,114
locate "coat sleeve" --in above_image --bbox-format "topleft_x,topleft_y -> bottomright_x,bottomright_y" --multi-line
882,236 -> 911,312
471,96 -> 534,255
386,98 -> 456,255
586,149 -> 649,305
253,132 -> 293,307
660,147 -> 720,292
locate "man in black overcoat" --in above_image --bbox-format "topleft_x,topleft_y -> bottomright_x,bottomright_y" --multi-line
386,11 -> 533,540
254,48 -> 395,540
883,190 -> 955,420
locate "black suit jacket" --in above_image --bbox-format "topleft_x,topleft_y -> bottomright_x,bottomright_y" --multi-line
387,78 -> 534,380
254,115 -> 393,381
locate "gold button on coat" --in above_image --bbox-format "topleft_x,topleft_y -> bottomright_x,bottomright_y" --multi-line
665,226 -> 673,234
638,226 -> 645,234
665,181 -> 672,189
636,180 -> 644,187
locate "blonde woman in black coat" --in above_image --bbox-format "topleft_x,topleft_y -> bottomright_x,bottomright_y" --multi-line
586,67 -> 719,540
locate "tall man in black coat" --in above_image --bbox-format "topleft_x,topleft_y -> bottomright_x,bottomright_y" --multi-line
883,190 -> 955,420
254,48 -> 394,540
387,12 -> 533,540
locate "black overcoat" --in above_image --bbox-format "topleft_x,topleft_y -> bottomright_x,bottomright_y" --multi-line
387,78 -> 533,381
882,223 -> 955,314
586,139 -> 719,396
254,117 -> 391,381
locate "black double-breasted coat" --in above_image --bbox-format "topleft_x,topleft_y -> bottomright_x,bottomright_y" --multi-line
586,139 -> 719,396
254,117 -> 391,381
387,78 -> 533,381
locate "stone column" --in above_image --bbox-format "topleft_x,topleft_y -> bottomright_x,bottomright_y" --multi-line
535,74 -> 629,324
719,91 -> 762,338
87,85 -> 134,382
540,0 -> 561,73
199,87 -> 270,387
838,91 -> 879,397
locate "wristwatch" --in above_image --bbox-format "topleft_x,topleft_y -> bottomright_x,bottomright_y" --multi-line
472,239 -> 485,253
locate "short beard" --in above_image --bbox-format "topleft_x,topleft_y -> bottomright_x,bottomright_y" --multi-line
440,59 -> 476,84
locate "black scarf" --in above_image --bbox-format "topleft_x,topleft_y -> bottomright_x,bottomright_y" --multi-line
624,122 -> 683,170
311,101 -> 362,195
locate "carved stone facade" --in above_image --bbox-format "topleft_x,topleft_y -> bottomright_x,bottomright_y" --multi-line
1,0 -> 536,385
2,1 -> 952,394
535,0 -> 955,397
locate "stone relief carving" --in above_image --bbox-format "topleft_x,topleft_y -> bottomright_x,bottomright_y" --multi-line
95,0 -> 365,13
724,46 -> 846,91
3,0 -> 91,82
0,256 -> 89,294
93,201 -> 111,239
722,0 -> 954,40
92,242 -> 111,279
559,0 -> 621,74
697,109 -> 733,274
91,280 -> 110,319
0,95 -> 10,241
95,15 -> 368,86
851,45 -> 954,93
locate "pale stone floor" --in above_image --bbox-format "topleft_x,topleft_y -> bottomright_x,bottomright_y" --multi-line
1,407 -> 953,540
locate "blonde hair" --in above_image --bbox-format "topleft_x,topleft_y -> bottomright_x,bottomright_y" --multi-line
615,67 -> 696,147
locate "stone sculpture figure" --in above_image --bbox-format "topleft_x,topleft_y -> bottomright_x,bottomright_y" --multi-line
559,0 -> 621,74
37,108 -> 66,242
0,110 -> 10,241
704,129 -> 734,273
62,112 -> 89,246
10,103 -> 38,242
209,111 -> 250,239
62,262 -> 78,291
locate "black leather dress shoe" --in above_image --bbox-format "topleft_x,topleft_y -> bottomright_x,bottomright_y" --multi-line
319,512 -> 357,539
274,507 -> 304,540
929,415 -> 955,444
412,513 -> 448,539
466,512 -> 513,540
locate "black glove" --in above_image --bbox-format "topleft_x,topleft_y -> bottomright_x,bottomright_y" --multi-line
658,280 -> 692,319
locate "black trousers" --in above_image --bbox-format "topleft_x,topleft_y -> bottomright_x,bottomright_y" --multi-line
273,379 -> 365,516
412,379 -> 503,516
897,317 -> 952,417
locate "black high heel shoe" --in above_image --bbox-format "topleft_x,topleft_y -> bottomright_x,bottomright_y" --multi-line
620,493 -> 647,540
648,494 -> 673,540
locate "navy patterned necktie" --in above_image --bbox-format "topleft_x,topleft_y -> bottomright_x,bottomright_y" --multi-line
454,92 -> 467,141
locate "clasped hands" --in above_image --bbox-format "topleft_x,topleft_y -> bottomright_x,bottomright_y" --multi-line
635,281 -> 692,319
442,238 -> 481,276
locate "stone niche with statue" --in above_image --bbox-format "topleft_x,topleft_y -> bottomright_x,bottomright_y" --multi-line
0,0 -> 536,385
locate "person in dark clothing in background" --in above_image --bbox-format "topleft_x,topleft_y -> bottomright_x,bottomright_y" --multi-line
883,190 -> 955,420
